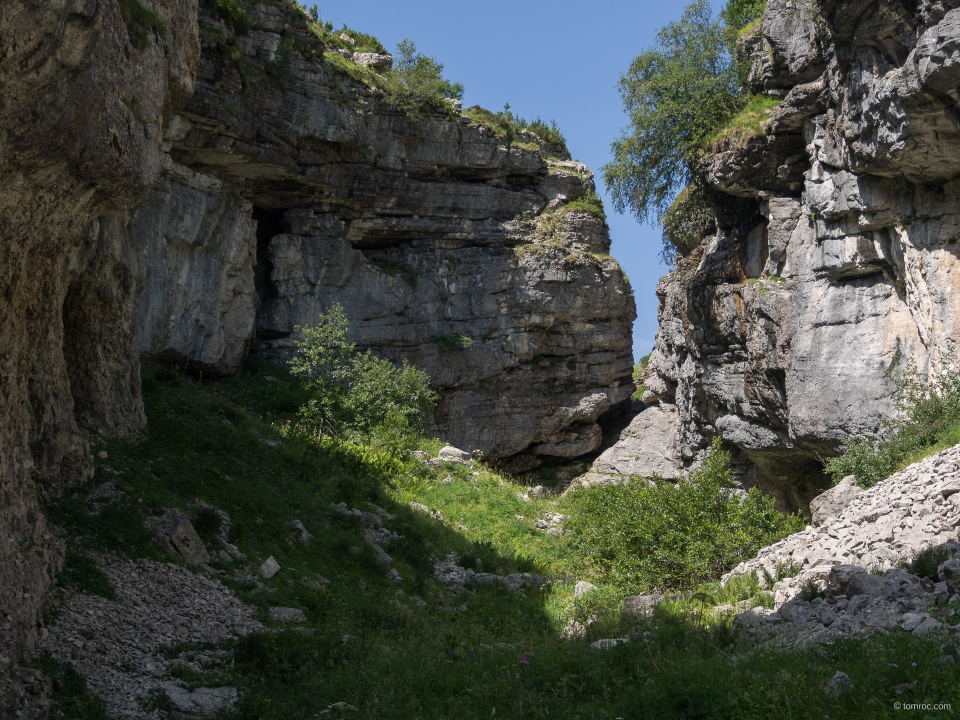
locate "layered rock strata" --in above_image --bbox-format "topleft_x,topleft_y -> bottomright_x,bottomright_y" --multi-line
629,0 -> 960,510
0,0 -> 633,703
139,0 -> 634,464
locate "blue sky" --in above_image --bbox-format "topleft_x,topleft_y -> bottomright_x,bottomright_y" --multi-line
314,1 -> 722,361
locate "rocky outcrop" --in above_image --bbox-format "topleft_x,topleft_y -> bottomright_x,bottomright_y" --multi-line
725,442 -> 960,647
724,442 -> 960,601
0,0 -> 199,711
640,0 -> 960,510
128,0 -> 634,463
0,0 -> 632,704
576,404 -> 681,488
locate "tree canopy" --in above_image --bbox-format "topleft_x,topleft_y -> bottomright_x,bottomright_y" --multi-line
603,0 -> 764,262
603,0 -> 742,228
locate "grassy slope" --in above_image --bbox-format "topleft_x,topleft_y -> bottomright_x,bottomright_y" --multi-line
39,361 -> 960,719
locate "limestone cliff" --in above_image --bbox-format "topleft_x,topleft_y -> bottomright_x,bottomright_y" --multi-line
0,1 -> 198,711
616,0 -> 960,511
0,0 -> 633,700
130,0 -> 635,466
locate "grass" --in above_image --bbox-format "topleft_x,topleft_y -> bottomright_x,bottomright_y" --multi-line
32,360 -> 960,719
29,656 -> 110,720
56,550 -> 116,601
559,192 -> 607,223
707,94 -> 779,149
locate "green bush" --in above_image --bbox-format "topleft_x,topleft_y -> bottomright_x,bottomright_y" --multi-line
825,357 -> 960,488
381,39 -> 464,118
201,0 -> 251,34
495,105 -> 568,150
290,304 -> 437,452
566,438 -> 805,592
902,546 -> 950,582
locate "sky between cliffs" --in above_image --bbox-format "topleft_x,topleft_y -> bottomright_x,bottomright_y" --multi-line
314,0 -> 725,361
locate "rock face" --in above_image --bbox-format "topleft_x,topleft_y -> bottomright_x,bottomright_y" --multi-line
0,1 -> 199,713
131,0 -> 634,463
0,1 -> 633,704
641,0 -> 960,510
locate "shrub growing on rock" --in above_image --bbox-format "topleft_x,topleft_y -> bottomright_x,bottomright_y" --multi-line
566,438 -> 805,592
290,304 -> 437,451
382,39 -> 464,118
826,357 -> 960,487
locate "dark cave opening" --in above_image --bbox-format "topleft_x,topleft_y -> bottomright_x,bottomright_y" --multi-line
252,207 -> 284,311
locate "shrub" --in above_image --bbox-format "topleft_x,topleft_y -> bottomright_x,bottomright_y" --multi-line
201,0 -> 251,35
566,437 -> 805,592
496,105 -> 568,150
902,546 -> 950,582
381,39 -> 464,118
825,356 -> 960,488
290,304 -> 437,451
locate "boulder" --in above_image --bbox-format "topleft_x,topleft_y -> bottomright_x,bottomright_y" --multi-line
157,510 -> 210,565
259,556 -> 281,579
352,52 -> 392,70
291,519 -> 313,544
269,607 -> 306,623
939,558 -> 960,595
159,684 -> 238,714
810,476 -> 862,527
622,593 -> 664,619
437,446 -> 472,464
589,405 -> 680,481
574,581 -> 597,598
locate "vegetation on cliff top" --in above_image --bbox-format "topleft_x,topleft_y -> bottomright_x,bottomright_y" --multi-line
603,0 -> 771,263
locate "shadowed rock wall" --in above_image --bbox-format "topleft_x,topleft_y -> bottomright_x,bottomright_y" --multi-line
132,0 -> 635,465
0,0 -> 199,713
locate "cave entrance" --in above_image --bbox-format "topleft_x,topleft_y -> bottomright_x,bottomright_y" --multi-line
252,208 -> 284,310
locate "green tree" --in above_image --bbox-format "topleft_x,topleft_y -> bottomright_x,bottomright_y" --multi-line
603,0 -> 742,232
382,38 -> 464,117
721,0 -> 767,32
290,304 -> 438,451
290,305 -> 354,435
